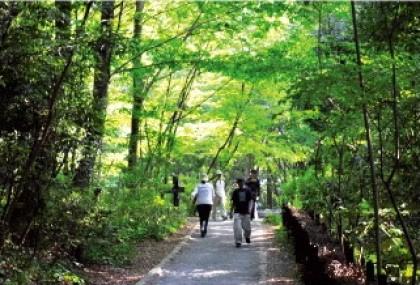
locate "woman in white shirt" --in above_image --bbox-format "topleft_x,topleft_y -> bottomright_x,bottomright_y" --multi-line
191,173 -> 214,237
212,170 -> 228,220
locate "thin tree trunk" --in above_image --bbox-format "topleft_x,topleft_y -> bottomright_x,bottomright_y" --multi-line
164,68 -> 198,153
333,135 -> 345,248
128,0 -> 146,169
315,2 -> 323,70
162,68 -> 198,181
221,141 -> 240,171
73,1 -> 114,188
208,83 -> 251,173
379,4 -> 417,284
266,166 -> 273,209
55,0 -> 71,41
351,1 -> 382,281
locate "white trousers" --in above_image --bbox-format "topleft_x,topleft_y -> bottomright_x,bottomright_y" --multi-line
253,201 -> 259,220
212,196 -> 227,219
233,213 -> 251,243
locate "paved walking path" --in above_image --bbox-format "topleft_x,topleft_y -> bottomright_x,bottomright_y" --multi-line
136,217 -> 299,285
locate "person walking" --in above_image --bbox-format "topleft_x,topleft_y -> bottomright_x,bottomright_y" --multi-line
191,173 -> 214,237
246,169 -> 260,220
230,178 -> 252,248
212,170 -> 228,221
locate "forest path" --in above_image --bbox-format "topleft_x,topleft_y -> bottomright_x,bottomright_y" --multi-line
135,217 -> 302,285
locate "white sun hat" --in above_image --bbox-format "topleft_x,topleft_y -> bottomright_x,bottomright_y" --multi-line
200,173 -> 209,182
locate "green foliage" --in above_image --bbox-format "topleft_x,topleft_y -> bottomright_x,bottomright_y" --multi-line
48,263 -> 86,285
103,179 -> 188,242
83,239 -> 133,266
280,168 -> 323,210
264,213 -> 282,226
1,1 -> 420,283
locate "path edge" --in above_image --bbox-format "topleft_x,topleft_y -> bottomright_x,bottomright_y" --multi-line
135,219 -> 198,285
258,220 -> 269,285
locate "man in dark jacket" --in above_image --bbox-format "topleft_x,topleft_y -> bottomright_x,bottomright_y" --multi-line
245,169 -> 260,220
230,178 -> 252,248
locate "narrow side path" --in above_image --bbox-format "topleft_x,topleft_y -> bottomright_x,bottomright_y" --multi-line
136,218 -> 302,285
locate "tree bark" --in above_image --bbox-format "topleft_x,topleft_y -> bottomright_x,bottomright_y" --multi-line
73,1 -> 114,188
351,1 -> 382,281
266,166 -> 273,209
379,4 -> 417,284
128,0 -> 146,169
55,0 -> 71,41
208,83 -> 251,173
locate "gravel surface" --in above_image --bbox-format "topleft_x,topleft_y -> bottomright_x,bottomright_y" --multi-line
136,217 -> 303,285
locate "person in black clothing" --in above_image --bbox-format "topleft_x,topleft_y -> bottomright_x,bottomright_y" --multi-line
230,178 -> 252,248
245,169 -> 260,220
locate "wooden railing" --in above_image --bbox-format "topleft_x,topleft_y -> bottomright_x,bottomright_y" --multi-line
281,205 -> 405,285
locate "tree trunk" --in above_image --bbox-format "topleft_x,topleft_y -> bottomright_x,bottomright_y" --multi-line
55,0 -> 71,41
164,68 -> 198,167
351,1 -> 382,281
333,135 -> 345,248
379,4 -> 417,284
73,1 -> 114,188
266,167 -> 273,209
128,0 -> 146,169
208,83 -> 251,173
